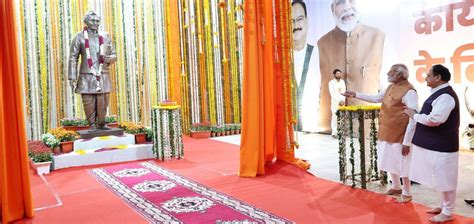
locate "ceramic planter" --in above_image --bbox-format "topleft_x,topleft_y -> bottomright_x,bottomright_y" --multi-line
135,133 -> 147,144
31,161 -> 52,175
60,141 -> 74,153
190,131 -> 211,139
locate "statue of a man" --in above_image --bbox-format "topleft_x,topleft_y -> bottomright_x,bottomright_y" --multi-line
68,11 -> 116,129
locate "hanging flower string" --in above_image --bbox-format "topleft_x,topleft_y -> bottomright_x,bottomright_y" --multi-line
337,106 -> 381,188
83,26 -> 105,92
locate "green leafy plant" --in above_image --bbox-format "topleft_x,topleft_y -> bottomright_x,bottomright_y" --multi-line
60,117 -> 88,126
27,141 -> 52,163
210,126 -> 219,133
105,115 -> 118,124
190,122 -> 211,132
145,126 -> 153,142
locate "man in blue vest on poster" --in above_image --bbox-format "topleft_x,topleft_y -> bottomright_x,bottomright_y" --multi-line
404,64 -> 460,223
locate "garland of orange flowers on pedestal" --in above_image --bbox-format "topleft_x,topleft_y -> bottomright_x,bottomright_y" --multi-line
83,26 -> 105,92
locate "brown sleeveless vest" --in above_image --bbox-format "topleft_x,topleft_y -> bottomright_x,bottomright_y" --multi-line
378,80 -> 415,143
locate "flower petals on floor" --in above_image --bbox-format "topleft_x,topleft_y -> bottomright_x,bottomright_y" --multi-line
90,162 -> 291,223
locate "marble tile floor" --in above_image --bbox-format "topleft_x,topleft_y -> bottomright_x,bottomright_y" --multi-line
212,133 -> 474,218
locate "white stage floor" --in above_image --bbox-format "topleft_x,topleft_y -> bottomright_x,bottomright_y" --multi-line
212,133 -> 474,218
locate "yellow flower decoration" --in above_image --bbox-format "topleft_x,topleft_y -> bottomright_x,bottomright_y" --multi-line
76,150 -> 87,155
154,105 -> 181,110
338,105 -> 381,111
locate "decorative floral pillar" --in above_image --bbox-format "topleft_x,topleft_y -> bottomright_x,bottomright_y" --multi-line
151,104 -> 184,161
337,105 -> 382,189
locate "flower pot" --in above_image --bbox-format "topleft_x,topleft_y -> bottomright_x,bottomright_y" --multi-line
211,132 -> 216,137
135,133 -> 147,144
107,122 -> 119,128
225,131 -> 230,136
32,161 -> 52,175
190,131 -> 211,139
52,146 -> 61,155
60,141 -> 74,153
63,125 -> 89,132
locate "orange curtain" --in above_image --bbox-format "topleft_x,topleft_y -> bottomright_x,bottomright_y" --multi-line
239,0 -> 276,177
0,0 -> 34,222
166,0 -> 182,103
239,0 -> 309,176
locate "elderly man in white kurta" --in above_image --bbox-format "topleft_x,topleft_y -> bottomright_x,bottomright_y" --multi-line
404,64 -> 460,223
328,69 -> 346,137
344,64 -> 417,203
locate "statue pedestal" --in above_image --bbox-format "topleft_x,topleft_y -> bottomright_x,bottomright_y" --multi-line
53,134 -> 153,170
73,134 -> 135,151
77,128 -> 124,139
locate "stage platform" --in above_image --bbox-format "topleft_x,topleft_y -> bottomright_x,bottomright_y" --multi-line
52,134 -> 154,170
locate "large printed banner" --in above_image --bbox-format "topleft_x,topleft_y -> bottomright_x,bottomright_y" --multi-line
293,0 -> 474,144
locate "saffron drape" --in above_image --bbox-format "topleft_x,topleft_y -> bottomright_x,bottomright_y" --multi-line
0,0 -> 34,222
239,0 -> 310,177
239,0 -> 276,177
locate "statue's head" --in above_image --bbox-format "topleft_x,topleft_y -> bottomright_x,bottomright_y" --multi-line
83,11 -> 101,32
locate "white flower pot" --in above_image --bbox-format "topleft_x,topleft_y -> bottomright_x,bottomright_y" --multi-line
34,161 -> 52,175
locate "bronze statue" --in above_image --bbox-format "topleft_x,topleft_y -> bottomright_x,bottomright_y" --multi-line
68,11 -> 116,129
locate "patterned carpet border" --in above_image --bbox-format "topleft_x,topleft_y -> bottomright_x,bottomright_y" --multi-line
90,162 -> 292,224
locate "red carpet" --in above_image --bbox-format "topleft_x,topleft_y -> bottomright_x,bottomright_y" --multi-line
91,161 -> 290,223
19,136 -> 473,223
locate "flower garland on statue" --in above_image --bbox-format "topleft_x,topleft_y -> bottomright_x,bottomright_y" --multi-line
83,26 -> 105,92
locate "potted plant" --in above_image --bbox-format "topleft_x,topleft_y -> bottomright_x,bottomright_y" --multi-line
41,133 -> 61,155
217,125 -> 225,136
210,126 -> 218,137
190,122 -> 211,139
119,121 -> 147,144
60,117 -> 89,131
48,127 -> 79,153
145,126 -> 153,142
463,124 -> 474,150
105,115 -> 119,128
224,124 -> 231,136
27,141 -> 53,175
235,123 -> 241,134
229,123 -> 236,135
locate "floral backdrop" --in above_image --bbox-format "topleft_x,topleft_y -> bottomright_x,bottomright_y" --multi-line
16,0 -> 244,139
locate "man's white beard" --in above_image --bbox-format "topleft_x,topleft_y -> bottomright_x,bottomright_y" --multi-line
333,12 -> 359,33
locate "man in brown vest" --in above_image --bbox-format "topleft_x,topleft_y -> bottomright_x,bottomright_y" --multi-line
343,64 -> 418,203
318,0 -> 385,133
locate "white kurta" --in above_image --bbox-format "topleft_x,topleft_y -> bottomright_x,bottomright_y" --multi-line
328,79 -> 346,112
329,79 -> 346,135
357,88 -> 418,177
410,83 -> 459,192
293,44 -> 320,132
